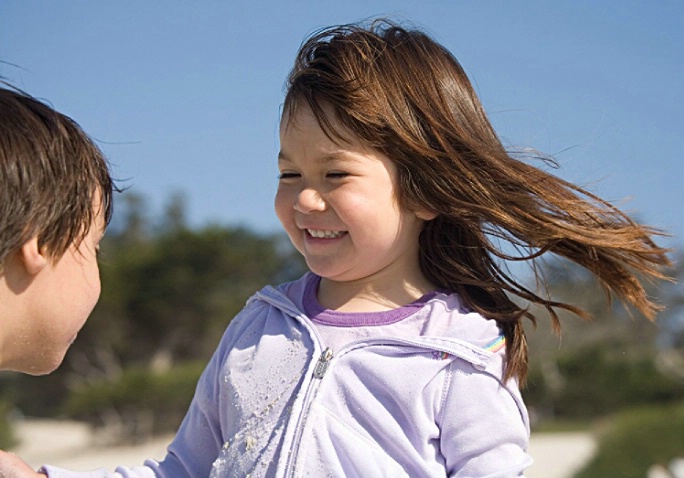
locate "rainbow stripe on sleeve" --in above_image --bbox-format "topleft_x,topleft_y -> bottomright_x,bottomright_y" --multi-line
484,335 -> 506,353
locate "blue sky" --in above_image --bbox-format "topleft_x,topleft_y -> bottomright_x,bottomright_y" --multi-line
2,1 -> 682,250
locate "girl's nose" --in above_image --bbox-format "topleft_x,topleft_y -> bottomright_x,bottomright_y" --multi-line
294,188 -> 326,214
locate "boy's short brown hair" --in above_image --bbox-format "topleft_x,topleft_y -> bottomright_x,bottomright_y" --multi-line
0,85 -> 114,269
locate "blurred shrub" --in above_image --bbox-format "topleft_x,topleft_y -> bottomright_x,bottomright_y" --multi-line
524,344 -> 684,421
0,400 -> 16,449
3,371 -> 71,418
575,402 -> 684,478
62,361 -> 205,443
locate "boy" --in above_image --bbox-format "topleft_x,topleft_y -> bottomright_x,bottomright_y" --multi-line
0,84 -> 114,376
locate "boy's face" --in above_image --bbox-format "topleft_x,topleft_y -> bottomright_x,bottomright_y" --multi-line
10,205 -> 105,375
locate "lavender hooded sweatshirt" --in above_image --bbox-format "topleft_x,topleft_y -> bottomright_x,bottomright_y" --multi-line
42,274 -> 532,477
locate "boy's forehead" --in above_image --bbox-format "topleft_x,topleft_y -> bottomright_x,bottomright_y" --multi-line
94,211 -> 106,235
90,192 -> 107,232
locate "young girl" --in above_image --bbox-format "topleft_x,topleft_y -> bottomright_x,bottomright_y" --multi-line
1,19 -> 670,478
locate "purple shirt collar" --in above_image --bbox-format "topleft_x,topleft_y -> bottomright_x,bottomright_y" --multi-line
302,274 -> 439,327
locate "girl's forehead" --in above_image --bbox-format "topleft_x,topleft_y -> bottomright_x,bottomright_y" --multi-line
280,102 -> 356,148
281,102 -> 325,129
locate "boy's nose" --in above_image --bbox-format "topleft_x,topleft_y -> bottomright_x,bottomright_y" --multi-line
294,188 -> 326,214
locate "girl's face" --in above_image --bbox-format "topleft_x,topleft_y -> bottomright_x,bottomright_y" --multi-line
276,104 -> 433,292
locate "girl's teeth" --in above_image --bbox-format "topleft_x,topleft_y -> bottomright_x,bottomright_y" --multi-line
308,229 -> 343,239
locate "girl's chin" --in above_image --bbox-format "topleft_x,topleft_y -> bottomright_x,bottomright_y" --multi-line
305,266 -> 365,284
304,263 -> 344,280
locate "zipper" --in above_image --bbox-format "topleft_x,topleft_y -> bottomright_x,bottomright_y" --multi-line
283,347 -> 334,477
312,348 -> 333,379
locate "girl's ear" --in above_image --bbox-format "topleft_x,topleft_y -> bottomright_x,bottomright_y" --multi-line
415,208 -> 438,221
19,237 -> 48,275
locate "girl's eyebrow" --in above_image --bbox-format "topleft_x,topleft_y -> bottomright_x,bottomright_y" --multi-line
277,150 -> 362,165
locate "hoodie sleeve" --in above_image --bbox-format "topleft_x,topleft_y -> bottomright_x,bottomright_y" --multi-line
438,348 -> 533,477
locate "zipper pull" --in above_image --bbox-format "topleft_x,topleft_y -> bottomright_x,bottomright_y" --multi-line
313,348 -> 333,379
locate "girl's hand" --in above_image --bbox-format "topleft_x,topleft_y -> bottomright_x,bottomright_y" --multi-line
0,450 -> 45,478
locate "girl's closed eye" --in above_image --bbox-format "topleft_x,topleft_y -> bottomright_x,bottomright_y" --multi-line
326,171 -> 350,179
278,171 -> 301,180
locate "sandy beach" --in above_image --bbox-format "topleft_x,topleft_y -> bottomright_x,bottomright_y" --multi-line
10,419 -> 595,477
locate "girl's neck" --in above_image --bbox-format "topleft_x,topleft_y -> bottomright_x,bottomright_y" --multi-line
316,272 -> 437,313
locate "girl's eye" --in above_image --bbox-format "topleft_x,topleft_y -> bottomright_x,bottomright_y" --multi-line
326,171 -> 349,179
278,171 -> 300,180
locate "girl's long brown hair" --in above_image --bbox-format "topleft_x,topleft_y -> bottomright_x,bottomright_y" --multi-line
283,20 -> 671,382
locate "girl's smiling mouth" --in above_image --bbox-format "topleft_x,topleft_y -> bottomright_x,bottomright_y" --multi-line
306,229 -> 346,239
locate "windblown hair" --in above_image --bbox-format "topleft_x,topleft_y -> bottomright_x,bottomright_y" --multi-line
0,84 -> 115,269
283,19 -> 671,382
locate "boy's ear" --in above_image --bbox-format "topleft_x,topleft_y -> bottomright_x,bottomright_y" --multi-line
19,237 -> 49,275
